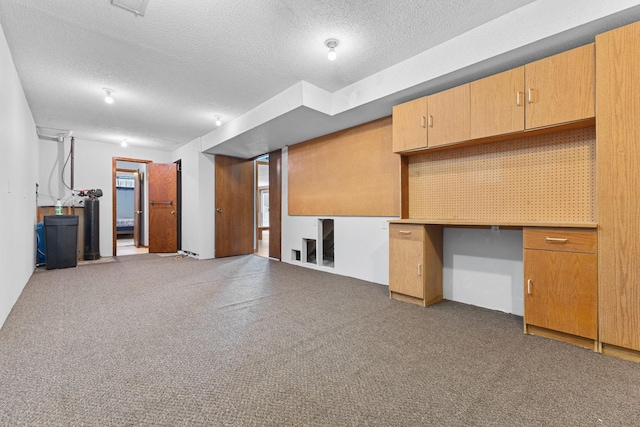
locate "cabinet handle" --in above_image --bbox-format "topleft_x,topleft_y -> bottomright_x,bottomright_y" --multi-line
428,115 -> 433,127
545,237 -> 568,243
417,263 -> 422,277
399,230 -> 412,235
528,88 -> 535,104
421,116 -> 426,128
516,91 -> 523,106
527,279 -> 532,295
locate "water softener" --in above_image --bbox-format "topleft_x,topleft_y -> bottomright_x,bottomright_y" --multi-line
82,189 -> 102,260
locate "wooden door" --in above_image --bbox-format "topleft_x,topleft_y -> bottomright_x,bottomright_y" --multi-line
392,97 -> 428,152
269,149 -> 282,260
389,224 -> 426,299
215,155 -> 254,258
148,163 -> 178,253
524,249 -> 597,339
427,84 -> 470,148
389,238 -> 424,299
470,67 -> 525,139
596,22 -> 640,352
133,171 -> 142,248
525,43 -> 595,129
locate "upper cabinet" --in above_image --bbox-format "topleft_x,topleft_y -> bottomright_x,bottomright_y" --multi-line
470,67 -> 525,140
392,43 -> 595,153
427,84 -> 470,148
392,97 -> 428,152
525,43 -> 595,129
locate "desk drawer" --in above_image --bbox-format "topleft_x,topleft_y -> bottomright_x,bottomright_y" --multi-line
523,227 -> 596,253
390,224 -> 425,242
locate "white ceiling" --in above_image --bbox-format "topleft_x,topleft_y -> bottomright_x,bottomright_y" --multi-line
1,1 -> 640,157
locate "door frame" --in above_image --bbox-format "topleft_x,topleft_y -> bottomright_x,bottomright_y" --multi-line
112,157 -> 151,256
255,160 -> 269,252
115,168 -> 142,248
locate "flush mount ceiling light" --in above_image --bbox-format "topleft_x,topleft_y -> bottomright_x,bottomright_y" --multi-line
215,115 -> 222,126
325,38 -> 339,61
121,139 -> 128,147
103,88 -> 115,104
111,0 -> 150,17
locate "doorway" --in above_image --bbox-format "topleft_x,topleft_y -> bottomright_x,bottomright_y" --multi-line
112,157 -> 181,257
256,158 -> 269,258
114,159 -> 150,256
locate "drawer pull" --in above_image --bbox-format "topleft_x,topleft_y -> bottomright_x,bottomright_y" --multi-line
399,230 -> 412,235
417,263 -> 422,277
527,279 -> 532,295
546,237 -> 568,243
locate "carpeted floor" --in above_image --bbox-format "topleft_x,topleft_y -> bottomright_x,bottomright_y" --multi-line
1,254 -> 639,426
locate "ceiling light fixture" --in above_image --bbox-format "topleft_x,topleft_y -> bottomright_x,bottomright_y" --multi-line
103,88 -> 115,104
325,38 -> 339,61
121,139 -> 128,147
215,115 -> 222,126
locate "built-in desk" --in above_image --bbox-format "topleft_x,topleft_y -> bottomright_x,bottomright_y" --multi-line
388,220 -> 599,351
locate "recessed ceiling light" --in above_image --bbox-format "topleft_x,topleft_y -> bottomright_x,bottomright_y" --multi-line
103,88 -> 115,104
325,39 -> 339,61
121,139 -> 128,147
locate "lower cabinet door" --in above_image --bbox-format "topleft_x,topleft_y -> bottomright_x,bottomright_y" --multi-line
389,237 -> 424,299
524,249 -> 597,339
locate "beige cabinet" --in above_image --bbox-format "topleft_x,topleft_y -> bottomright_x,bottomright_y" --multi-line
470,67 -> 525,139
389,223 -> 442,306
392,97 -> 428,152
427,84 -> 470,148
596,21 -> 640,358
393,44 -> 594,153
523,228 -> 597,347
525,43 -> 595,129
392,85 -> 470,153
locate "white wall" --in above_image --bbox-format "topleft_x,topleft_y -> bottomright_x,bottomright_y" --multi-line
38,138 -> 171,257
0,22 -> 40,328
171,138 -> 215,259
443,228 -> 524,316
281,147 -> 393,285
280,147 -> 525,314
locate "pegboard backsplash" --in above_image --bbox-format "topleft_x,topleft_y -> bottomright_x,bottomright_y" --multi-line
408,127 -> 596,223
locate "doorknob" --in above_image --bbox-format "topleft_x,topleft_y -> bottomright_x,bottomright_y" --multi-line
216,208 -> 222,213
135,210 -> 142,214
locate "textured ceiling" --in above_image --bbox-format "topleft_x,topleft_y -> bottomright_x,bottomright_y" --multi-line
0,0 -> 539,151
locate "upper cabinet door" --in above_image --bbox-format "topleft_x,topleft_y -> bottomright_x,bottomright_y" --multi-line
525,43 -> 595,129
392,96 -> 428,153
470,67 -> 525,140
427,84 -> 470,148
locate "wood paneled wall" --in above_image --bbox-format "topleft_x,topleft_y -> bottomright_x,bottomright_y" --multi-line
407,127 -> 596,223
288,117 -> 400,217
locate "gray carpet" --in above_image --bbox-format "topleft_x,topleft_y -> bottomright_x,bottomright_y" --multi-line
1,254 -> 639,426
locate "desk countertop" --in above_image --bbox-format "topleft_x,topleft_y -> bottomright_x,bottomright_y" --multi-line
388,219 -> 597,228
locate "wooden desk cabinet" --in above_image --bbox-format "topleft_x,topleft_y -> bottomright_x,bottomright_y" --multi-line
525,43 -> 595,130
470,67 -> 525,140
523,227 -> 597,349
392,97 -> 428,152
392,44 -> 595,154
427,84 -> 470,148
389,224 -> 443,306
